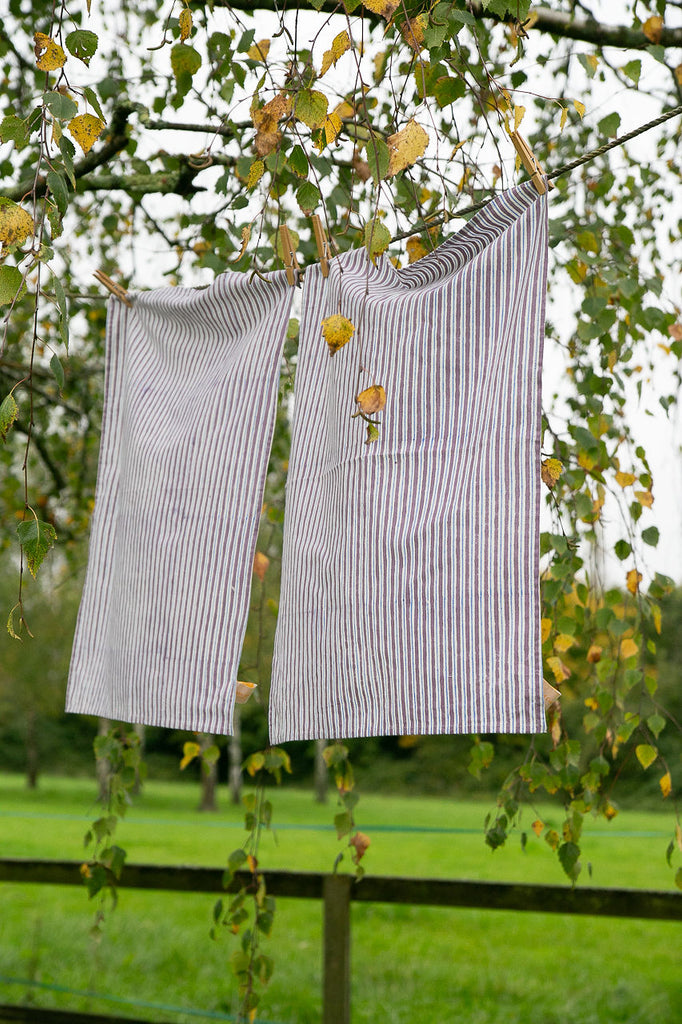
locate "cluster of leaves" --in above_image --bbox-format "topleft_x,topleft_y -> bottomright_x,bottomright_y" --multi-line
323,741 -> 371,876
81,727 -> 146,931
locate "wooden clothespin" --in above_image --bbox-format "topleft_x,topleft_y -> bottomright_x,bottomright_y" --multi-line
509,131 -> 548,196
311,214 -> 331,278
278,225 -> 300,287
93,269 -> 133,307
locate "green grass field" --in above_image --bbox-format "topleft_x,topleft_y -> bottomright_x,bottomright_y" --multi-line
0,773 -> 680,1023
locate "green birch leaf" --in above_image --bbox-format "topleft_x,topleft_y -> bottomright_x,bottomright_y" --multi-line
82,86 -> 105,123
0,265 -> 25,305
66,30 -> 99,66
0,114 -> 28,148
296,181 -> 320,214
16,518 -> 57,577
58,136 -> 77,188
50,353 -> 65,390
635,743 -> 657,769
622,59 -> 641,84
295,89 -> 328,129
367,137 -> 390,183
0,392 -> 18,442
44,92 -> 79,121
47,169 -> 69,215
364,220 -> 391,261
170,44 -> 201,79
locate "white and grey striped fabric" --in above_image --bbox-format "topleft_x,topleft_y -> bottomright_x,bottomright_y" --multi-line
269,180 -> 549,741
66,271 -> 293,733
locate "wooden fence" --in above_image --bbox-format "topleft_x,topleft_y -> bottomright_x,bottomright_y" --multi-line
1,858 -> 680,1024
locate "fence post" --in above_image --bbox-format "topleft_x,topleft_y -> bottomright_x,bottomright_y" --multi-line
323,873 -> 352,1024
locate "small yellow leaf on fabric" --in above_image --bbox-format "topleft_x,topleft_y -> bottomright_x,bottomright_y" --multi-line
532,820 -> 544,837
541,618 -> 552,644
68,113 -> 104,154
406,236 -> 427,263
635,489 -> 653,507
586,644 -> 602,663
0,199 -> 34,247
635,743 -> 657,770
386,119 -> 428,177
178,8 -> 192,41
626,568 -> 642,595
34,33 -> 67,71
659,771 -> 672,798
513,105 -> 525,132
573,99 -> 586,119
356,385 -> 386,416
554,633 -> 575,653
615,470 -> 636,487
248,38 -> 270,61
253,550 -> 270,581
620,637 -> 638,660
322,314 -> 355,356
180,741 -> 201,770
546,655 -> 570,683
541,458 -> 563,488
642,15 -> 663,44
246,159 -> 265,189
361,0 -> 399,19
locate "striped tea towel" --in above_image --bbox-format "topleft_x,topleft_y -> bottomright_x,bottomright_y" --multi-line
269,180 -> 549,741
66,270 -> 293,733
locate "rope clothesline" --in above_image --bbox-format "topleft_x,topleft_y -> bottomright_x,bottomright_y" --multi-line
396,101 -> 682,243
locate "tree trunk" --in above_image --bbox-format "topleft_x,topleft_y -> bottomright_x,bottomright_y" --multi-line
97,717 -> 111,803
132,722 -> 146,795
198,733 -> 218,812
314,738 -> 328,804
229,707 -> 243,806
25,706 -> 38,790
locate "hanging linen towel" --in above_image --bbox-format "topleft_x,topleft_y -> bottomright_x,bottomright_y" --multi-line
269,180 -> 549,741
66,271 -> 293,733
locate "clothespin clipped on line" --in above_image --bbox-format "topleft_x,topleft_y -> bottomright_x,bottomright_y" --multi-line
311,214 -> 331,278
93,269 -> 133,307
279,224 -> 301,287
509,131 -> 552,196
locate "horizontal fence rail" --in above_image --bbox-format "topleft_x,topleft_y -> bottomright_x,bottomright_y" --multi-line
1,858 -> 681,920
1,858 -> 681,1024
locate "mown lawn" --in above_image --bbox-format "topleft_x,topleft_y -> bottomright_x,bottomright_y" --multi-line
0,773 -> 680,1023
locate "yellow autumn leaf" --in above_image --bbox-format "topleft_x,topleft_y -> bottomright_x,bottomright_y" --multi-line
253,550 -> 269,581
620,637 -> 639,660
532,820 -> 544,837
246,159 -> 265,189
586,644 -> 602,663
356,384 -> 386,415
231,224 -> 251,263
178,7 -> 192,41
386,118 -> 428,177
246,853 -> 258,872
546,655 -> 570,684
652,603 -> 662,635
321,313 -> 355,356
541,457 -> 563,488
323,111 -> 343,146
180,740 -> 201,770
626,568 -> 642,595
320,30 -> 350,76
513,105 -> 526,132
554,633 -> 575,653
541,618 -> 552,644
0,199 -> 34,247
401,15 -> 426,52
559,106 -> 568,132
642,15 -> 663,44
573,99 -> 586,119
68,114 -> 104,154
635,489 -> 654,507
34,32 -> 67,71
248,38 -> 270,61
335,100 -> 354,119
252,93 -> 291,156
406,236 -> 427,263
635,743 -> 657,770
615,470 -> 636,488
675,64 -> 682,88
659,771 -> 672,798
361,0 -> 399,20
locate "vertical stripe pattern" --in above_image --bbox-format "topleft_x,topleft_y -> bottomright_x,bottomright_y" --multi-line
66,270 -> 294,733
269,181 -> 549,741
